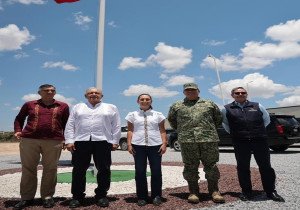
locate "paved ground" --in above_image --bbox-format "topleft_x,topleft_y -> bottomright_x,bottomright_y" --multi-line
1,142 -> 300,209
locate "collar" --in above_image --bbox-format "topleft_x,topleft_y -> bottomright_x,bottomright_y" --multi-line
233,100 -> 250,108
138,109 -> 153,115
86,101 -> 102,108
183,97 -> 200,103
36,99 -> 60,106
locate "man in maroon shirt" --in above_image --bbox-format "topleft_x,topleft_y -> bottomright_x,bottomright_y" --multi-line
13,84 -> 69,210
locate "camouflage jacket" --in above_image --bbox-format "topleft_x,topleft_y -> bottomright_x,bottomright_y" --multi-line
167,98 -> 222,143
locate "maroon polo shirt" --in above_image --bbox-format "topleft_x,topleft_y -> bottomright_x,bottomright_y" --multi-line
14,99 -> 70,141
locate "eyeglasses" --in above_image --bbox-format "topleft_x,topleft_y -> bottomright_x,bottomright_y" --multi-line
41,89 -> 56,92
185,89 -> 197,91
234,92 -> 247,95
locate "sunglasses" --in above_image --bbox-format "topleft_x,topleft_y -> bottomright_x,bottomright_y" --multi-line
41,89 -> 56,92
234,92 -> 247,95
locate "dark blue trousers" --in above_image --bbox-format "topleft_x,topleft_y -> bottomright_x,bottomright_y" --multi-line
71,141 -> 112,200
233,138 -> 276,194
132,144 -> 162,200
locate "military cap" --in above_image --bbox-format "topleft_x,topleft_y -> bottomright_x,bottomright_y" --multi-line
183,83 -> 199,90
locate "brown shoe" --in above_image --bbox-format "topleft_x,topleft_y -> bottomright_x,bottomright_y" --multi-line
188,194 -> 199,203
212,191 -> 225,203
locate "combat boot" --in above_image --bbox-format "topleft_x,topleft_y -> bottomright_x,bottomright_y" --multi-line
188,194 -> 200,203
188,181 -> 200,203
212,191 -> 225,203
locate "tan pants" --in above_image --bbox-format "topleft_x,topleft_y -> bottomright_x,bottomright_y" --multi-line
19,138 -> 63,200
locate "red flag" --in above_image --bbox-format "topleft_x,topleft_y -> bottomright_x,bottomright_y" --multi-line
55,0 -> 79,4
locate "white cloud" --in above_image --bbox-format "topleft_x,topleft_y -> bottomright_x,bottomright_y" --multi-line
74,12 -> 92,30
0,24 -> 35,51
14,51 -> 29,59
276,86 -> 300,106
159,74 -> 168,80
209,73 -> 291,100
276,96 -> 300,107
201,19 -> 300,71
12,106 -> 21,111
42,61 -> 79,71
54,94 -> 77,106
22,93 -> 39,101
150,42 -> 192,73
119,57 -> 147,70
165,75 -> 195,87
22,93 -> 76,106
123,84 -> 178,98
8,0 -> 45,5
118,42 -> 192,73
108,20 -> 117,28
34,48 -> 53,55
201,39 -> 226,46
266,19 -> 300,42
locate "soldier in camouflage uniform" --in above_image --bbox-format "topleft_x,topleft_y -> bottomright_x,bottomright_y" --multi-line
167,83 -> 225,204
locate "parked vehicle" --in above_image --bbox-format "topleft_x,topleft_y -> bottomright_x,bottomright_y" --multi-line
119,126 -> 128,151
168,114 -> 300,152
118,127 -> 175,151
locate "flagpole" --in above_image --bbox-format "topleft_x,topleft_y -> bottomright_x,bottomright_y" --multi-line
96,0 -> 105,89
94,0 -> 105,176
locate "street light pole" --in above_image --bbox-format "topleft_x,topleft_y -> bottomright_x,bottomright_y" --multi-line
208,54 -> 225,105
246,80 -> 253,100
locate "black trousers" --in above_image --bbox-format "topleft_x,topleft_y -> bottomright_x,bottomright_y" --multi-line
132,144 -> 162,200
233,138 -> 276,194
71,141 -> 112,200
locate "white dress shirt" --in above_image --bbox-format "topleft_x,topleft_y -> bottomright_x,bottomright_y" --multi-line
125,109 -> 165,146
64,101 -> 121,144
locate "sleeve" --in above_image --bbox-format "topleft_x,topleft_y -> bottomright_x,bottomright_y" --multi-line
110,105 -> 121,144
167,104 -> 178,130
211,101 -> 223,128
61,104 -> 70,130
156,111 -> 166,123
259,103 -> 270,127
14,102 -> 29,133
221,108 -> 230,134
125,112 -> 134,123
64,105 -> 77,144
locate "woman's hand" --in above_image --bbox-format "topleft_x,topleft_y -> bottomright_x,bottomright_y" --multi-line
128,144 -> 135,155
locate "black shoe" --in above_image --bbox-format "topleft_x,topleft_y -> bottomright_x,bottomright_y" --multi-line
69,199 -> 81,208
267,191 -> 285,202
97,197 -> 109,207
239,192 -> 253,201
43,198 -> 55,208
13,200 -> 34,210
137,199 -> 147,206
152,196 -> 162,206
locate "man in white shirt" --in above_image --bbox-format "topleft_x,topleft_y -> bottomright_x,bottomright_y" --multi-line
64,87 -> 121,208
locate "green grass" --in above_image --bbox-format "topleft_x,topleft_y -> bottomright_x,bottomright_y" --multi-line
57,170 -> 151,183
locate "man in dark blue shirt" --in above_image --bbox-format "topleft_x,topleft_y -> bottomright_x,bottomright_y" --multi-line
222,86 -> 284,202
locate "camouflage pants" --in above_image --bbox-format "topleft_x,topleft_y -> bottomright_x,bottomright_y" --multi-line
181,142 -> 220,193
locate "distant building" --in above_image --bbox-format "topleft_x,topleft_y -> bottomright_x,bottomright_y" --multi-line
267,105 -> 300,120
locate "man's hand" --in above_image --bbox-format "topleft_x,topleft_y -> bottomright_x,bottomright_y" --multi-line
14,132 -> 22,140
66,143 -> 76,152
112,144 -> 119,151
158,144 -> 167,155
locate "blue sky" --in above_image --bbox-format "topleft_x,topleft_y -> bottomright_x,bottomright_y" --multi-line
1,0 -> 300,131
